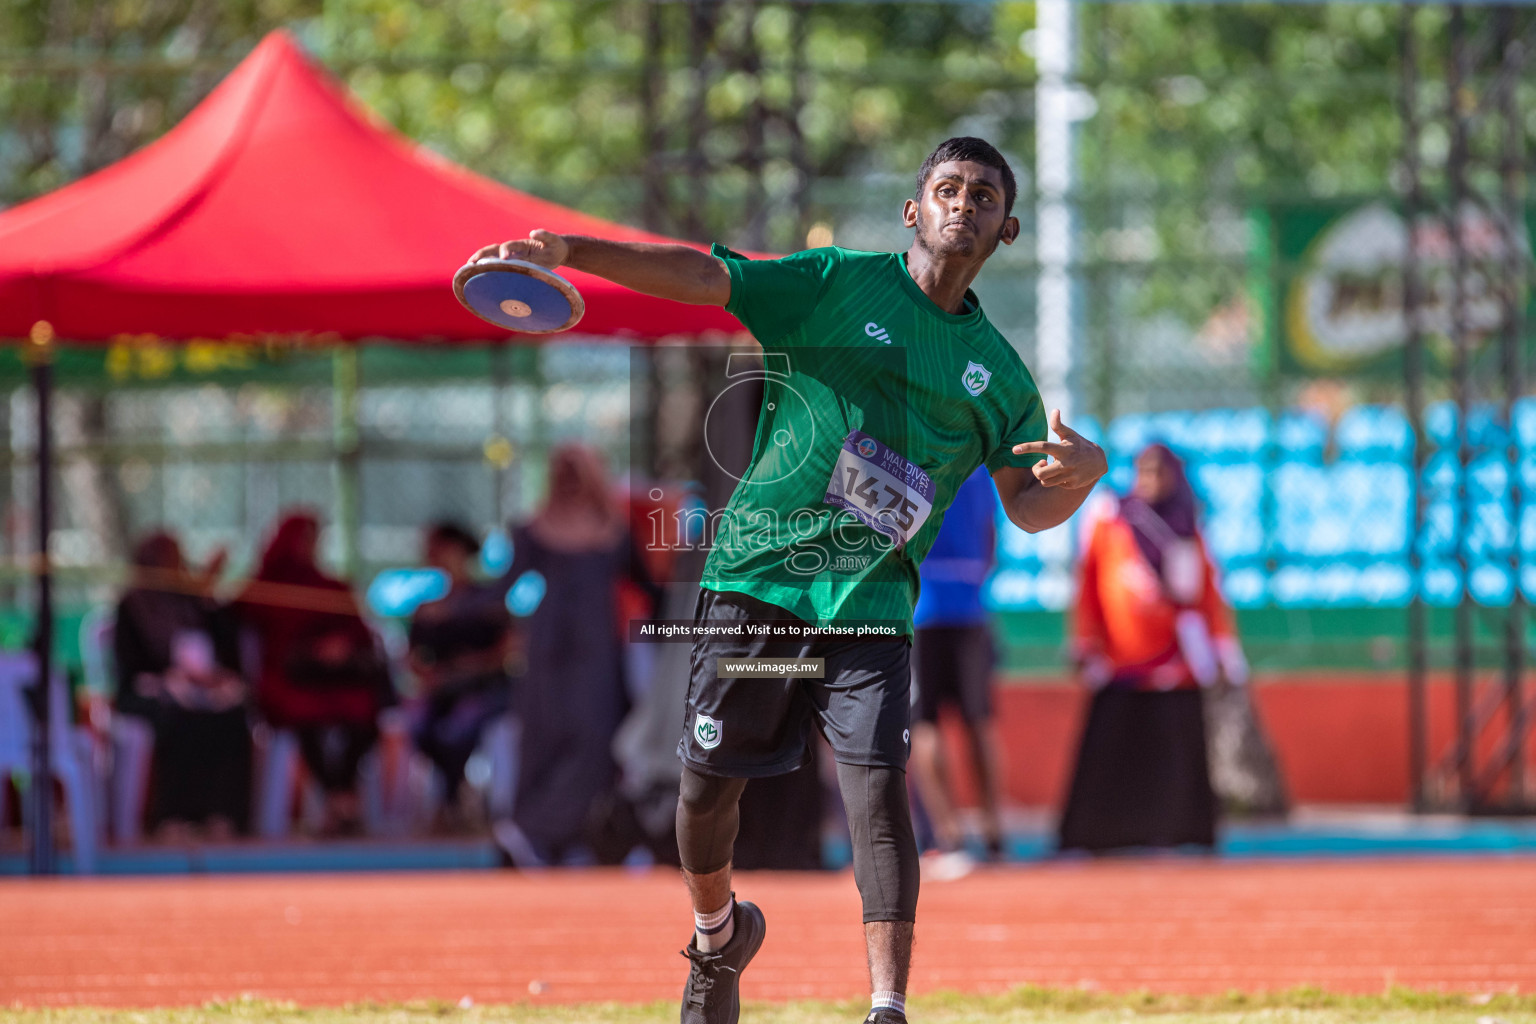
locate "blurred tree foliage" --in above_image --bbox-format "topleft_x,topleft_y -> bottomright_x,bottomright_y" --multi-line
2,2 -> 1526,319
1079,3 -> 1532,332
0,0 -> 320,200
1080,4 -> 1411,329
314,0 -> 1026,248
1083,5 -> 1410,200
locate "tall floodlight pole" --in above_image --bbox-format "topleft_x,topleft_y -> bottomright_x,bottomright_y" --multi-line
1035,0 -> 1077,425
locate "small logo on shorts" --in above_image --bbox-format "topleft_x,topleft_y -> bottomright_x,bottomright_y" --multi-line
694,713 -> 724,750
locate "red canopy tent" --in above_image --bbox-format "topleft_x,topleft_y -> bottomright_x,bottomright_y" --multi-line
0,29 -> 744,343
0,31 -> 752,873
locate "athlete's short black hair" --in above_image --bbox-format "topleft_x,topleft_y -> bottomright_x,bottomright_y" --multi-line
915,136 -> 1017,217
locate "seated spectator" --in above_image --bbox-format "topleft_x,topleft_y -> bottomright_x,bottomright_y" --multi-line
113,531 -> 251,840
408,521 -> 514,831
237,512 -> 392,837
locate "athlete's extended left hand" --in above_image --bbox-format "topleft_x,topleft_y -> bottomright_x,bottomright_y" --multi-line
1012,409 -> 1108,489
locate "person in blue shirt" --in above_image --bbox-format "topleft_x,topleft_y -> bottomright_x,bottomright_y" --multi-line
910,466 -> 1006,863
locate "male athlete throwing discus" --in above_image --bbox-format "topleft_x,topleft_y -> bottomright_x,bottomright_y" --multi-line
471,136 -> 1107,1024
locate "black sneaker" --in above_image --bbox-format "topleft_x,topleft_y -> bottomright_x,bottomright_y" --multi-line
679,899 -> 767,1024
862,1010 -> 908,1024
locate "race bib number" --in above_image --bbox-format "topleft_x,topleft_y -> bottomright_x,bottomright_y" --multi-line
823,430 -> 935,548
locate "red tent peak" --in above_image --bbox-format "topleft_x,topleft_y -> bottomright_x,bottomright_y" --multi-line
0,29 -> 746,341
0,32 -> 297,274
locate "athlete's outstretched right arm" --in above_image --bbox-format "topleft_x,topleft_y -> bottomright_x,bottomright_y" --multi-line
469,230 -> 731,307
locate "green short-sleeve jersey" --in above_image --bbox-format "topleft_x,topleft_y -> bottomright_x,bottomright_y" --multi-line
701,243 -> 1048,633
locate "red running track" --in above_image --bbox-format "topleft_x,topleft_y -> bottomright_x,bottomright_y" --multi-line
2,859 -> 1534,1007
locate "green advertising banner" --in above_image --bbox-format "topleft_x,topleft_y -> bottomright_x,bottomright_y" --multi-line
1256,200 -> 1536,378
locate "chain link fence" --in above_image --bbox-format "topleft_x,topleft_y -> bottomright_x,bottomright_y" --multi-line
3,3 -> 1532,674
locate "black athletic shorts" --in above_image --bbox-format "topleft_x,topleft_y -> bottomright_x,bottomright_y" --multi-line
677,587 -> 912,778
911,623 -> 995,724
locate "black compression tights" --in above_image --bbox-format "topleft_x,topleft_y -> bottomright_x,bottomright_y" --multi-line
676,766 -> 746,876
675,763 -> 919,923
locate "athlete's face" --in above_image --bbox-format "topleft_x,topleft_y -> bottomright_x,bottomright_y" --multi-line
904,160 -> 1018,260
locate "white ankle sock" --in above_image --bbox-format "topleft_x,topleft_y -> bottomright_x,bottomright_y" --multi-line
871,991 -> 906,1018
694,898 -> 735,952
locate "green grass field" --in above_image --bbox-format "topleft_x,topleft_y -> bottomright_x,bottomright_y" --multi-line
5,988 -> 1534,1024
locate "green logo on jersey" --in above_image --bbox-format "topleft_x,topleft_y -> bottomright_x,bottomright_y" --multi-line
962,360 -> 992,397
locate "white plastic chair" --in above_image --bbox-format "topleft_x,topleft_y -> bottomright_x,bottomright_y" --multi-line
240,626 -> 316,840
480,712 -> 520,821
253,622 -> 402,840
79,608 -> 156,846
258,725 -> 403,838
0,651 -> 98,873
108,715 -> 154,845
255,724 -> 306,839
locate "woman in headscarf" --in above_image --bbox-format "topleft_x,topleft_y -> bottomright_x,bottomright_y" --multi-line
236,512 -> 391,836
494,444 -> 659,865
113,530 -> 250,839
1057,443 -> 1244,853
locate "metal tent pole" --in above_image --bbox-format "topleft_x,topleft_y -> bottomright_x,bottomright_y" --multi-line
25,320 -> 55,876
332,347 -> 361,578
